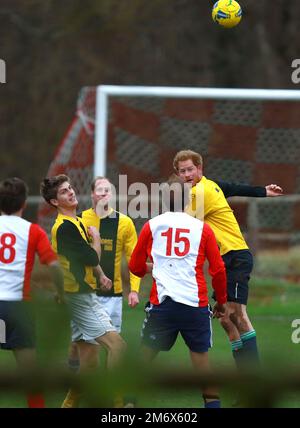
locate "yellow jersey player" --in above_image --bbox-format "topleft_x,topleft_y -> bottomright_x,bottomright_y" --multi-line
40,175 -> 126,407
173,150 -> 283,372
67,176 -> 140,405
80,176 -> 141,330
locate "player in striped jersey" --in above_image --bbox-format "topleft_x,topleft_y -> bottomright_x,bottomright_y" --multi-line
67,177 -> 140,377
40,174 -> 126,408
81,176 -> 140,330
129,176 -> 227,408
0,177 -> 64,408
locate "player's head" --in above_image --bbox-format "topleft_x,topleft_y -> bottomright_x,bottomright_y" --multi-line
161,174 -> 190,213
40,174 -> 78,210
173,150 -> 203,186
0,177 -> 28,215
91,176 -> 112,210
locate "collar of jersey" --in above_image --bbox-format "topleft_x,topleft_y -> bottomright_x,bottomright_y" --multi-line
57,213 -> 82,224
192,175 -> 207,188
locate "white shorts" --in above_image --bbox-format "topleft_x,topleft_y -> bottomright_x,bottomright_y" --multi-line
65,292 -> 116,343
97,296 -> 123,333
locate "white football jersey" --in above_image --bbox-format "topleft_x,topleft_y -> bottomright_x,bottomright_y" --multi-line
129,211 -> 227,307
149,212 -> 206,306
0,215 -> 57,301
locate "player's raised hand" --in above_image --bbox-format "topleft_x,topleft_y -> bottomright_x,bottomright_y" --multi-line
265,184 -> 283,197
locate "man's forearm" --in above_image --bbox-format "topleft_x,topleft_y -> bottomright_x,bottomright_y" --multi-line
93,265 -> 112,291
93,264 -> 105,279
146,262 -> 153,273
91,240 -> 101,259
49,262 -> 64,297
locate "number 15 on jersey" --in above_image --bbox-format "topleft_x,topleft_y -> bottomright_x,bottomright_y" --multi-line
161,228 -> 191,257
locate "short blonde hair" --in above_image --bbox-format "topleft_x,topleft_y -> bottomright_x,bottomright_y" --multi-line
173,150 -> 203,171
91,176 -> 111,191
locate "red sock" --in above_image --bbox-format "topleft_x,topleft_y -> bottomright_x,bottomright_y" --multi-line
27,394 -> 45,408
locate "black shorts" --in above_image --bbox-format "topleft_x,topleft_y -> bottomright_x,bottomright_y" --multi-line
141,297 -> 212,353
0,301 -> 36,350
222,249 -> 253,305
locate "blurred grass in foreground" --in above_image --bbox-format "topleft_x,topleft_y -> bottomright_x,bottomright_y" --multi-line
0,256 -> 300,408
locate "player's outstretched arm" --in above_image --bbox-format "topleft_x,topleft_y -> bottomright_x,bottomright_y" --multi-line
215,180 -> 266,198
216,179 -> 284,199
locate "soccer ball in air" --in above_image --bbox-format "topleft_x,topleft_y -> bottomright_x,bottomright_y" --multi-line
212,0 -> 242,28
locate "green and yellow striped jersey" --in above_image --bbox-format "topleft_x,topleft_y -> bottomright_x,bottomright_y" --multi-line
51,213 -> 99,293
80,208 -> 141,296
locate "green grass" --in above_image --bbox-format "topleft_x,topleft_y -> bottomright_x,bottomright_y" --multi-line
1,276 -> 300,408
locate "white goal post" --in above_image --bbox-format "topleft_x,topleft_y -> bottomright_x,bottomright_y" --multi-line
94,85 -> 300,177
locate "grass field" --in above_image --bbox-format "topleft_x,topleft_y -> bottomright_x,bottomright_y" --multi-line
1,276 -> 300,408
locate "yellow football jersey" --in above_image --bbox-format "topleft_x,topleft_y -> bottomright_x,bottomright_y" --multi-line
80,208 -> 141,295
186,176 -> 248,256
51,213 -> 98,293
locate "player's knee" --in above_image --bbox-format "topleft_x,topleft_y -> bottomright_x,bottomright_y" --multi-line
69,342 -> 79,360
109,334 -> 127,355
230,310 -> 251,331
229,311 -> 240,326
116,336 -> 127,353
79,347 -> 99,371
85,354 -> 99,370
219,314 -> 234,332
239,312 -> 253,331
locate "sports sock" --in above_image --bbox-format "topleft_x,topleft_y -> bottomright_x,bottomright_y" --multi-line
68,358 -> 80,373
27,393 -> 45,408
61,388 -> 81,408
231,338 -> 244,369
204,400 -> 221,408
240,330 -> 259,365
123,396 -> 137,408
113,393 -> 124,408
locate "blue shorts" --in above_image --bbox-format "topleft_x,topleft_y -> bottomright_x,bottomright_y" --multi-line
222,249 -> 253,305
141,297 -> 212,353
0,301 -> 36,350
